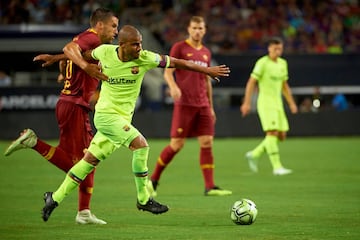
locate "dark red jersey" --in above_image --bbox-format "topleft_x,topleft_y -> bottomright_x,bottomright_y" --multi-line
170,40 -> 211,107
59,29 -> 101,111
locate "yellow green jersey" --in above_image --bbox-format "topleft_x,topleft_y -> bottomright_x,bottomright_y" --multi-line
251,55 -> 288,111
91,44 -> 169,122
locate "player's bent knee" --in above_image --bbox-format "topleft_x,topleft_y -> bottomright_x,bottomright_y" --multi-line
84,151 -> 100,166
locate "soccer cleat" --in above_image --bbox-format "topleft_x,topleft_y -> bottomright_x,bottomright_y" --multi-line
146,179 -> 158,197
273,167 -> 293,176
4,128 -> 37,156
75,209 -> 107,225
205,186 -> 232,196
42,192 -> 58,222
245,151 -> 258,173
136,198 -> 169,214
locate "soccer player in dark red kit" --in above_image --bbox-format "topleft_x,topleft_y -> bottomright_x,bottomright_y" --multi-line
4,7 -> 118,224
147,16 -> 232,197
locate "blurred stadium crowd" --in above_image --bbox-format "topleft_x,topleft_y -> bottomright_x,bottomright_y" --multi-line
1,0 -> 359,54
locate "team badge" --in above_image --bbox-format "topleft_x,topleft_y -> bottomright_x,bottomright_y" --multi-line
203,55 -> 208,61
187,53 -> 193,57
131,66 -> 139,74
123,125 -> 131,131
177,128 -> 183,134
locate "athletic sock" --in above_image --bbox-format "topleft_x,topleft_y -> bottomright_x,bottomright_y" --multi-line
52,159 -> 95,204
251,139 -> 266,159
33,140 -> 73,172
78,170 -> 95,211
200,147 -> 215,190
132,147 -> 150,205
264,135 -> 283,170
150,145 -> 177,181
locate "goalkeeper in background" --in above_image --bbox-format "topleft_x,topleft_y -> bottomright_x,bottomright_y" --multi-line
240,37 -> 298,176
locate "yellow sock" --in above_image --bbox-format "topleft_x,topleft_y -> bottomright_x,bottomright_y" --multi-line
53,159 -> 94,203
132,147 -> 150,204
251,139 -> 266,159
264,135 -> 283,170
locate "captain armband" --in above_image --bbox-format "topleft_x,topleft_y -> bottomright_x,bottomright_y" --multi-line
158,55 -> 170,68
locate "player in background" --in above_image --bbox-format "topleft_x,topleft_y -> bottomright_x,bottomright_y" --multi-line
41,25 -> 231,222
4,7 -> 119,224
147,16 -> 232,197
240,37 -> 298,176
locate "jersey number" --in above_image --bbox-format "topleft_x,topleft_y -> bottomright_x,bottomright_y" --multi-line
61,60 -> 73,95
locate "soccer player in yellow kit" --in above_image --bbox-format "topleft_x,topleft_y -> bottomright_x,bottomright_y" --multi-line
41,25 -> 230,222
240,37 -> 298,176
5,7 -> 118,224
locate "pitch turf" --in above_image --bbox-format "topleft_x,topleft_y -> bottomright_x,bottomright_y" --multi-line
0,137 -> 359,240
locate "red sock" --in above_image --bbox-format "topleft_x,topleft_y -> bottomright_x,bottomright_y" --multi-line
78,170 -> 95,211
33,139 -> 73,172
200,147 -> 215,190
151,145 -> 177,181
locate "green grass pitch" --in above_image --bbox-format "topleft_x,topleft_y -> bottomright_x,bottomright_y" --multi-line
0,137 -> 359,240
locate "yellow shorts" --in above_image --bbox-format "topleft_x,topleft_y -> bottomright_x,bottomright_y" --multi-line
257,107 -> 289,132
88,112 -> 140,161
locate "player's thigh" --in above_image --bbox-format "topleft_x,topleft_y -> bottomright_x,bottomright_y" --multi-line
56,101 -> 92,158
258,108 -> 281,131
170,104 -> 196,138
193,107 -> 214,137
88,131 -> 117,161
94,112 -> 140,147
278,109 -> 289,132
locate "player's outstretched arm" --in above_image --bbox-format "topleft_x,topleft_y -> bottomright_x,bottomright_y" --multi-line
33,53 -> 67,67
169,57 -> 230,82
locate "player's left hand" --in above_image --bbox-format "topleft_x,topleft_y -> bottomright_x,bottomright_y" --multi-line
207,64 -> 230,82
33,54 -> 57,67
289,103 -> 298,114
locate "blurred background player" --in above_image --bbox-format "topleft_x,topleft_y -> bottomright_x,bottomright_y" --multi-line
4,7 -> 119,224
147,16 -> 232,196
41,25 -> 230,222
240,37 -> 298,176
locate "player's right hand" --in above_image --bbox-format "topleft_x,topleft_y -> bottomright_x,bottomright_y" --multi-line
240,103 -> 251,117
169,85 -> 181,101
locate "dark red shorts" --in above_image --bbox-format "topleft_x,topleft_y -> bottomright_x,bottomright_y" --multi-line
170,104 -> 214,138
55,100 -> 93,161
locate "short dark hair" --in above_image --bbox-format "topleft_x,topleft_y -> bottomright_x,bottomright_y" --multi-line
189,16 -> 205,25
90,7 -> 116,27
268,37 -> 283,46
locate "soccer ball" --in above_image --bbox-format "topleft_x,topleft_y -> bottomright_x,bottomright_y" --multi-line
230,198 -> 258,225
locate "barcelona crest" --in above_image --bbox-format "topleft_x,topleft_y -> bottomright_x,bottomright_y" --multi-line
131,66 -> 139,74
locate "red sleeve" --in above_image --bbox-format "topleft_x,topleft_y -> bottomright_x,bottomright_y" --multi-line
73,30 -> 101,52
